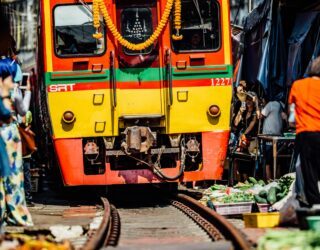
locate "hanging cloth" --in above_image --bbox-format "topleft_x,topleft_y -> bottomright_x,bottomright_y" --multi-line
303,24 -> 320,76
257,0 -> 274,94
286,12 -> 318,86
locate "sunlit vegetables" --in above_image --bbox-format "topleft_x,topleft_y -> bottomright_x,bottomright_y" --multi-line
254,194 -> 267,204
258,230 -> 320,250
220,192 -> 254,203
259,190 -> 268,198
267,187 -> 277,204
234,181 -> 254,191
249,177 -> 258,184
203,175 -> 294,207
254,185 -> 286,204
210,184 -> 227,191
278,176 -> 294,193
254,175 -> 294,204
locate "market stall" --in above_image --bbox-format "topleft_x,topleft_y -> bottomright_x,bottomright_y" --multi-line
201,175 -> 294,225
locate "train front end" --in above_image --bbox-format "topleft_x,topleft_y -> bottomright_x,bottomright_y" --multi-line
40,0 -> 232,185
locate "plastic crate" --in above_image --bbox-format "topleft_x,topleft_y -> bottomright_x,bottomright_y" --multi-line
243,212 -> 280,228
257,203 -> 270,213
213,202 -> 254,215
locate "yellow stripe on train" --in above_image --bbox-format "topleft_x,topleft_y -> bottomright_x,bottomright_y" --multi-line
48,86 -> 232,139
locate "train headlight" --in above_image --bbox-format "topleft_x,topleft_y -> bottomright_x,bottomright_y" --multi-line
62,111 -> 76,124
207,105 -> 221,118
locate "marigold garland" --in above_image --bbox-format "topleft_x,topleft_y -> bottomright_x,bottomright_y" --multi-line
172,0 -> 183,40
92,0 -> 101,38
92,0 -> 178,51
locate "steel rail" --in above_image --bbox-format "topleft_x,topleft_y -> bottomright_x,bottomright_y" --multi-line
82,198 -> 120,250
85,194 -> 250,250
105,204 -> 121,246
171,199 -> 225,241
172,193 -> 250,250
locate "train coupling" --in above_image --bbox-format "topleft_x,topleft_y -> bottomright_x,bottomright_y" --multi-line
121,126 -> 157,154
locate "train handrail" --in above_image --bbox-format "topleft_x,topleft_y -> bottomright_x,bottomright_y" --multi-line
165,49 -> 173,106
110,51 -> 117,108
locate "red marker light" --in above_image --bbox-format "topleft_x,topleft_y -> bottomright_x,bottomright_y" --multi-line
62,111 -> 76,124
208,105 -> 221,118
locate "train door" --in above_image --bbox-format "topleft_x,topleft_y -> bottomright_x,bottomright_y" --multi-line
163,0 -> 232,134
115,0 -> 163,117
45,1 -> 116,138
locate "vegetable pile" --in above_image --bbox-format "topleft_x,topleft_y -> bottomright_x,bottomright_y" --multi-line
200,177 -> 259,205
218,192 -> 254,204
254,176 -> 294,205
258,230 -> 320,250
200,175 -> 295,207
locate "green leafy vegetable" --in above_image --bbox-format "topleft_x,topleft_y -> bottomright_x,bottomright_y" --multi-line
220,192 -> 254,203
258,230 -> 320,250
210,184 -> 227,191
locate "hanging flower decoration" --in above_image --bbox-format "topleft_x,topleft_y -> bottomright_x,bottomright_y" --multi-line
172,0 -> 183,40
92,0 -> 177,51
92,0 -> 103,39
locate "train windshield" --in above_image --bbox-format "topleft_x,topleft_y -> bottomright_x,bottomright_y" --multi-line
54,5 -> 105,57
121,8 -> 153,55
171,0 -> 220,52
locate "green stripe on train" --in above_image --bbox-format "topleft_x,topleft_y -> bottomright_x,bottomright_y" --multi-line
44,65 -> 233,85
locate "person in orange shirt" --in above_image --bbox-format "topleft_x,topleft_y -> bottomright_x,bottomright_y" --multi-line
289,56 -> 320,206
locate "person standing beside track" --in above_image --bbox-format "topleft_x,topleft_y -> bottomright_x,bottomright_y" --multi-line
289,56 -> 320,207
0,60 -> 33,226
261,96 -> 287,180
0,97 -> 11,233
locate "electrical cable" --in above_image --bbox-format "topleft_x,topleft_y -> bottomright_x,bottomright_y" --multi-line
122,143 -> 186,181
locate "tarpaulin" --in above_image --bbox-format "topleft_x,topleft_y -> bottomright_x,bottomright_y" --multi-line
304,27 -> 320,76
259,3 -> 287,100
286,12 -> 319,86
241,0 -> 320,99
242,0 -> 271,87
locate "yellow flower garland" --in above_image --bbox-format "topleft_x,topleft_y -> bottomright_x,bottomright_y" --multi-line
172,0 -> 183,40
92,0 -> 103,39
92,0 -> 181,50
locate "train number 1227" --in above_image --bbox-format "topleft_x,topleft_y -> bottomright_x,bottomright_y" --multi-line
211,78 -> 232,86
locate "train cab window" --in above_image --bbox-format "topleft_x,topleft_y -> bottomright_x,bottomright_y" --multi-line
171,0 -> 220,52
121,8 -> 153,55
54,5 -> 105,57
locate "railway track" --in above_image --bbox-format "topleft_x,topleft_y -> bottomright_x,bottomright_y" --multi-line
83,193 -> 250,250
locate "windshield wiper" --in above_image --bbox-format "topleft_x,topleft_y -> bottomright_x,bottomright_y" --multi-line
78,0 -> 92,15
192,0 -> 206,47
77,0 -> 106,27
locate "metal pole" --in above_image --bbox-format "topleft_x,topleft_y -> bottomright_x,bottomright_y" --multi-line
248,0 -> 253,12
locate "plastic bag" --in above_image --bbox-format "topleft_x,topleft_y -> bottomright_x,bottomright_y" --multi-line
262,181 -> 279,192
272,178 -> 300,226
245,184 -> 264,195
278,192 -> 300,226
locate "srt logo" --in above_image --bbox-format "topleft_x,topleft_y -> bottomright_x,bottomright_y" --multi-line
49,84 -> 76,92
